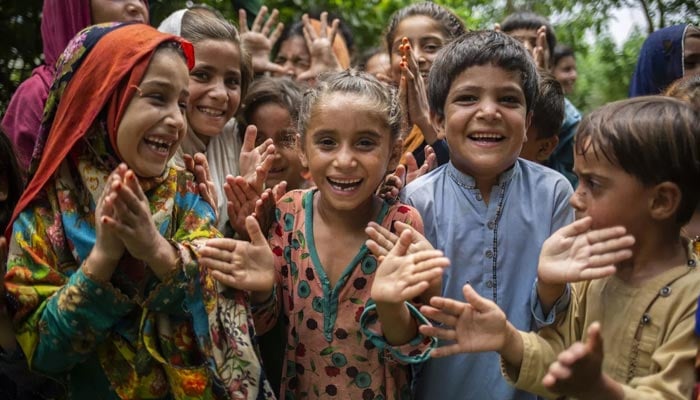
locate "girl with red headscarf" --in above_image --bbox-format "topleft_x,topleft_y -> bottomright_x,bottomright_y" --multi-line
4,23 -> 273,400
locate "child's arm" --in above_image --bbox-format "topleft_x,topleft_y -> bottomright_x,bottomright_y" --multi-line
371,229 -> 449,345
398,38 -> 439,144
198,216 -> 276,304
537,217 -> 634,314
541,322 -> 624,400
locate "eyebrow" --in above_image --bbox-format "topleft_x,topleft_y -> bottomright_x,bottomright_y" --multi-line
192,64 -> 241,75
141,79 -> 190,97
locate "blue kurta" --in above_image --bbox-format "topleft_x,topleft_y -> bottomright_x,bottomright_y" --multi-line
403,159 -> 574,400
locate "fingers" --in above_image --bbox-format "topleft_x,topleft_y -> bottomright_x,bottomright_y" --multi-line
200,237 -> 239,252
420,300 -> 461,328
238,9 -> 249,33
461,284 -> 494,312
183,153 -> 194,172
554,216 -> 594,240
272,181 -> 288,201
365,239 -> 389,258
493,23 -> 501,32
586,321 -> 603,356
245,215 -> 267,245
366,221 -> 399,246
269,19 -> 284,44
251,6 -> 266,32
388,229 -> 413,257
242,124 -> 258,153
405,152 -> 419,174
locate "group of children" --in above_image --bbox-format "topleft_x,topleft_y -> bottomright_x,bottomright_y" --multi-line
0,1 -> 698,400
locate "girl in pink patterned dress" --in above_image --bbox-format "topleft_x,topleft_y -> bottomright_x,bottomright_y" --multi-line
199,70 -> 449,399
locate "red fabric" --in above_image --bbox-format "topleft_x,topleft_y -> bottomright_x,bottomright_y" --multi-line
6,24 -> 193,240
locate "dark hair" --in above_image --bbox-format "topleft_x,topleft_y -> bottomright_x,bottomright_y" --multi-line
665,74 -> 700,111
239,77 -> 306,136
428,30 -> 539,118
575,96 -> 700,224
0,130 -> 24,232
384,2 -> 466,56
552,44 -> 575,68
357,47 -> 387,71
180,10 -> 253,99
500,11 -> 556,57
531,70 -> 565,139
297,69 -> 405,143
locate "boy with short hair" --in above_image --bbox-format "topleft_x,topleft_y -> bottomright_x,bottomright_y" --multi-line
500,11 -> 582,187
421,96 -> 700,399
403,30 -> 573,400
520,71 -> 565,164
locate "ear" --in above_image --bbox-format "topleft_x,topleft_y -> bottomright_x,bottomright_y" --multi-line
430,111 -> 445,141
536,136 -> 559,162
648,182 -> 682,221
296,133 -> 308,168
387,138 -> 403,172
524,111 -> 533,137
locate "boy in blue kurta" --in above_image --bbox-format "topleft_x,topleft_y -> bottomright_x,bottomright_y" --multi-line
403,31 -> 574,399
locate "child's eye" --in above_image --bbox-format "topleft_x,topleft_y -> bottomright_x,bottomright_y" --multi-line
226,77 -> 241,89
178,101 -> 188,112
424,44 -> 441,53
147,93 -> 165,103
500,96 -> 521,105
455,95 -> 478,104
191,71 -> 209,81
317,137 -> 336,148
356,139 -> 377,149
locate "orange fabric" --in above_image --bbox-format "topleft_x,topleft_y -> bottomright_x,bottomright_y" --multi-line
309,19 -> 350,69
399,124 -> 425,164
7,24 -> 193,239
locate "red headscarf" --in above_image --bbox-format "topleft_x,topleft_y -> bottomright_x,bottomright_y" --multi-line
6,23 -> 193,239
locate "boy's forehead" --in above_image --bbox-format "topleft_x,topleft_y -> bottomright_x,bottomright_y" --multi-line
451,64 -> 524,90
507,28 -> 538,42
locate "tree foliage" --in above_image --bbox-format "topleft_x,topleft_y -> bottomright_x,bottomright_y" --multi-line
0,0 -> 697,115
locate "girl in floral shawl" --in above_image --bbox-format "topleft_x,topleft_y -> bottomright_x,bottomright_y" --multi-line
4,22 -> 273,400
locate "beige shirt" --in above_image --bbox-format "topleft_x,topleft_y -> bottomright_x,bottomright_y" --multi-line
506,241 -> 699,399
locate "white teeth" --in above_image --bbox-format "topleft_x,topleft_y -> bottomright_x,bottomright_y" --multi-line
329,178 -> 361,185
145,136 -> 173,145
470,133 -> 504,140
198,106 -> 224,117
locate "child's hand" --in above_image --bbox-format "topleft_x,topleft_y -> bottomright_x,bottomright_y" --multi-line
370,229 -> 449,305
366,220 -> 434,259
225,175 -> 261,240
101,169 -> 165,261
296,12 -> 341,83
542,322 -> 619,399
239,6 -> 286,75
405,145 -> 436,185
253,184 -> 286,238
419,284 -> 510,358
94,165 -> 127,262
398,38 -> 437,143
199,216 -> 275,294
538,216 -> 635,286
184,152 -> 218,220
238,124 -> 276,194
532,25 -> 551,70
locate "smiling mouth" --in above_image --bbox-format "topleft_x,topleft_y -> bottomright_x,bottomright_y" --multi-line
327,177 -> 363,191
468,133 -> 505,142
197,106 -> 225,117
144,136 -> 174,155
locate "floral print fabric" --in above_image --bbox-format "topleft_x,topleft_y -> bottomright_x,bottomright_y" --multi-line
253,189 -> 436,400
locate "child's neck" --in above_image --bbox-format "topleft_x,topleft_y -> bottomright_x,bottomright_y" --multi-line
314,192 -> 383,233
615,225 -> 687,284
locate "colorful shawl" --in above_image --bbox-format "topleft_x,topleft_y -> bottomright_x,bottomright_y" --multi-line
4,23 -> 273,400
629,24 -> 688,97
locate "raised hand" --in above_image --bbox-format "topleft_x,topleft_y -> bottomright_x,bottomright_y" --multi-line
419,284 -> 511,358
238,124 -> 276,194
94,164 -> 127,263
366,220 -> 434,260
239,7 -> 286,75
405,145 -> 436,184
532,25 -> 551,70
542,322 -> 615,398
371,229 -> 448,304
398,38 -> 438,144
253,183 -> 286,236
183,152 -> 218,220
296,12 -> 342,83
538,217 -> 635,286
199,216 -> 275,297
225,175 -> 260,239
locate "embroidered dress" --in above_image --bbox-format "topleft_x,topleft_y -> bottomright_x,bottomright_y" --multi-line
253,189 -> 436,399
4,23 -> 273,400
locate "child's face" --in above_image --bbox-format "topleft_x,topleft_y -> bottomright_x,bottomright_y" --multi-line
434,64 -> 529,179
570,140 -> 652,231
519,127 -> 557,163
507,28 -> 539,55
116,50 -> 189,178
300,93 -> 398,211
250,103 -> 306,190
188,39 -> 242,140
273,36 -> 311,80
90,0 -> 148,24
365,52 -> 391,83
552,55 -> 577,94
684,32 -> 700,77
389,15 -> 446,83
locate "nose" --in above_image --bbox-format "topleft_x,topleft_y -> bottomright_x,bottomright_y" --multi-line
333,145 -> 357,169
208,78 -> 229,103
166,103 -> 186,131
476,98 -> 500,121
569,186 -> 586,213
